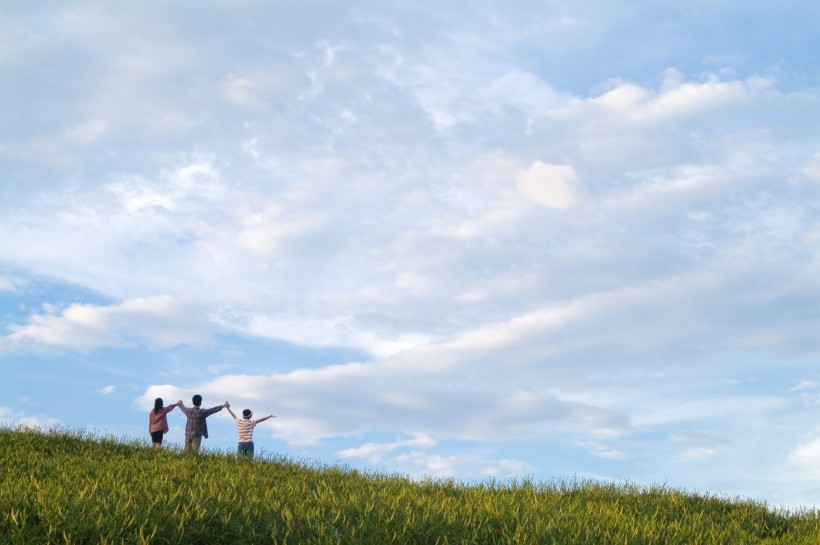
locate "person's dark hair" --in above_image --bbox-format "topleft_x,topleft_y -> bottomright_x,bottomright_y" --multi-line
242,409 -> 252,419
153,398 -> 163,414
192,394 -> 202,406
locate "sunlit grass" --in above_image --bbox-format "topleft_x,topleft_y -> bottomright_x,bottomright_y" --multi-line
2,425 -> 819,544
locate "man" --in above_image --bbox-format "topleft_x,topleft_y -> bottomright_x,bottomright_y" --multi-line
179,394 -> 228,453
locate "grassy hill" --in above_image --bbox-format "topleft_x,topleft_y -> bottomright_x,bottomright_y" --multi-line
2,427 -> 819,544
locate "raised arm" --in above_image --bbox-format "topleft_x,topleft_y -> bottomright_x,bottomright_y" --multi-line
226,406 -> 238,421
257,414 -> 277,424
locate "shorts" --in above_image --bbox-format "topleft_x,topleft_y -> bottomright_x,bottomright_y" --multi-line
150,431 -> 164,443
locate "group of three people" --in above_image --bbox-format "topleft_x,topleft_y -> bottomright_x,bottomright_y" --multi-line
149,394 -> 276,458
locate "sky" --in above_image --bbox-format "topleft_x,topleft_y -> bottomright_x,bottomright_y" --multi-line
2,0 -> 820,508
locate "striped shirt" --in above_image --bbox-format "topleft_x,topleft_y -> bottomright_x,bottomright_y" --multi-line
233,416 -> 261,443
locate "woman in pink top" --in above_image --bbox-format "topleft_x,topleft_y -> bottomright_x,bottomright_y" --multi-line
149,398 -> 181,449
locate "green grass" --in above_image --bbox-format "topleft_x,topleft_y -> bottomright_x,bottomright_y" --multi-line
2,426 -> 819,544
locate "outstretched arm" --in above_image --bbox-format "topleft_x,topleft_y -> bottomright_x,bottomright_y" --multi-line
202,403 -> 226,417
226,406 -> 238,421
257,414 -> 277,424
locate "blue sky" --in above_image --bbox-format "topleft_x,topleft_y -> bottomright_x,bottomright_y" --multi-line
3,0 -> 820,507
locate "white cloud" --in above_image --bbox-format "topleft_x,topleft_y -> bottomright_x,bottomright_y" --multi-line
137,309 -> 636,446
222,73 -> 267,110
391,451 -> 534,480
680,448 -> 718,461
106,161 -> 225,215
100,385 -> 116,395
237,212 -> 328,257
516,161 -> 583,209
0,407 -> 59,428
137,385 -> 186,411
3,295 -> 219,351
788,438 -> 820,478
575,440 -> 629,460
559,72 -> 769,126
789,381 -> 820,392
338,434 -> 437,463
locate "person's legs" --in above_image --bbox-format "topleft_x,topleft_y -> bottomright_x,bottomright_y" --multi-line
185,436 -> 202,453
150,431 -> 164,449
237,442 -> 254,459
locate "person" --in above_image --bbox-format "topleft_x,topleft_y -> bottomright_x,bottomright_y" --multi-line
149,398 -> 182,449
178,394 -> 228,453
226,405 -> 276,459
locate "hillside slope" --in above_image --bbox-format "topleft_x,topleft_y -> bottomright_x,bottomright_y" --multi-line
1,427 -> 819,544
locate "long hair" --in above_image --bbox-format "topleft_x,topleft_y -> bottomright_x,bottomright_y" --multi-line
153,398 -> 163,415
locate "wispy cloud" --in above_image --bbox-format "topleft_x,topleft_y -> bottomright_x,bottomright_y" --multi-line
0,274 -> 28,293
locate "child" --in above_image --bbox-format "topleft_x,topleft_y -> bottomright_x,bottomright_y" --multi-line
226,405 -> 276,458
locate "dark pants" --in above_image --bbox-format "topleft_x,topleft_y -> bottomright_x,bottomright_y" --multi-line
238,442 -> 254,458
